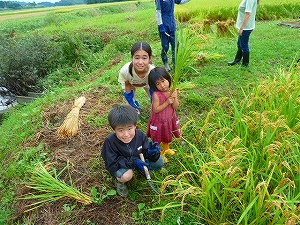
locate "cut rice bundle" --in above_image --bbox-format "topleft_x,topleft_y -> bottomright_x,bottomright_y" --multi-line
57,96 -> 86,137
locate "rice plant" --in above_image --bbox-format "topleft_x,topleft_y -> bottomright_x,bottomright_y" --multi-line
20,162 -> 92,212
160,67 -> 300,224
172,27 -> 207,91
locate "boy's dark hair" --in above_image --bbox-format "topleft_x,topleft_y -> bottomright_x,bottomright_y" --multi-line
148,66 -> 172,91
129,41 -> 152,76
108,105 -> 138,129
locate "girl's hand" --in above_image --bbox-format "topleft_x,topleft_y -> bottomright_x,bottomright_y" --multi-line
167,89 -> 179,105
171,89 -> 178,98
167,97 -> 174,104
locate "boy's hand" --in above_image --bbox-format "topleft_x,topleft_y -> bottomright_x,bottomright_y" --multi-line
136,159 -> 149,171
148,141 -> 160,155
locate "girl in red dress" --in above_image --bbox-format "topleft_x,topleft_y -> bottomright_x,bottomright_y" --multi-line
147,67 -> 181,162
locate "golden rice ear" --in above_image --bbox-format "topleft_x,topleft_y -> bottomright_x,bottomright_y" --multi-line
57,96 -> 86,137
215,21 -> 228,36
202,19 -> 213,33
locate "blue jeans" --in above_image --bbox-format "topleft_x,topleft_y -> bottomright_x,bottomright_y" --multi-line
160,30 -> 176,65
113,156 -> 164,178
237,29 -> 253,53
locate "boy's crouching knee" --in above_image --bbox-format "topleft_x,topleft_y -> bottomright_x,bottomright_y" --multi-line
117,169 -> 134,183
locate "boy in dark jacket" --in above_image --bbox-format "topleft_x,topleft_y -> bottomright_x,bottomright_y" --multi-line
101,105 -> 164,197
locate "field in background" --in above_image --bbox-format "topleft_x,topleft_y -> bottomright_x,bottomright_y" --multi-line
1,0 -> 299,21
0,0 -> 144,21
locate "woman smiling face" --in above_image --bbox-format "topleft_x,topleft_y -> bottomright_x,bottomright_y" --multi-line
132,50 -> 151,77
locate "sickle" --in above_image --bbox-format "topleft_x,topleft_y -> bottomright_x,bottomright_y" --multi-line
139,153 -> 161,195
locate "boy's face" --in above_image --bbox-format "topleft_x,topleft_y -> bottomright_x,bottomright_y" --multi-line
114,124 -> 136,144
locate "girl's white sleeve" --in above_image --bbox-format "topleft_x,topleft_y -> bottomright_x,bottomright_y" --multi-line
118,62 -> 131,89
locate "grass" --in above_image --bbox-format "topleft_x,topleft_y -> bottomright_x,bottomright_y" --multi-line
0,0 -> 300,224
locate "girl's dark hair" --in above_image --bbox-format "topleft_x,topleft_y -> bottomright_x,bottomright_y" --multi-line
108,105 -> 138,129
129,41 -> 152,76
131,41 -> 152,57
148,67 -> 172,91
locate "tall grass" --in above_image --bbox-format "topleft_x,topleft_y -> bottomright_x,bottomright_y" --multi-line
161,67 -> 300,224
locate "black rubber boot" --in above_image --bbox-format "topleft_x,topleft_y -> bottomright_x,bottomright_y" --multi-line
228,49 -> 242,66
241,52 -> 250,67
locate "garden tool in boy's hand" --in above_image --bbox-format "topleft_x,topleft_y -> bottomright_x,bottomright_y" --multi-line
138,149 -> 161,195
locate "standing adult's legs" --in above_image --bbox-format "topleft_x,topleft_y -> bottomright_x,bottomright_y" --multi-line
169,30 -> 176,68
227,47 -> 243,66
160,32 -> 170,71
238,29 -> 252,67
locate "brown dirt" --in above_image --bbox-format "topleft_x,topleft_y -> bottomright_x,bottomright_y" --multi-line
9,86 -> 157,225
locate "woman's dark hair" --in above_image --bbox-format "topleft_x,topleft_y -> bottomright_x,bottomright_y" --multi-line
129,41 -> 152,76
131,41 -> 152,58
108,105 -> 138,129
148,67 -> 172,91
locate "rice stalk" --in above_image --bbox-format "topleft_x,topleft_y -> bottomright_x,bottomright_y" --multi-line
172,28 -> 203,91
160,202 -> 184,222
20,162 -> 92,212
176,82 -> 196,92
157,68 -> 300,223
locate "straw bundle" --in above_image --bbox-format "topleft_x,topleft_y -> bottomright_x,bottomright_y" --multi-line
57,96 -> 86,137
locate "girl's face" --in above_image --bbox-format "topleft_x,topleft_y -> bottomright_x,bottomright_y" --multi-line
155,78 -> 170,92
132,50 -> 150,73
114,124 -> 136,144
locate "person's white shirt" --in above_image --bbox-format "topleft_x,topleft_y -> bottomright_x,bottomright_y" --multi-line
118,62 -> 155,89
236,0 -> 258,30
